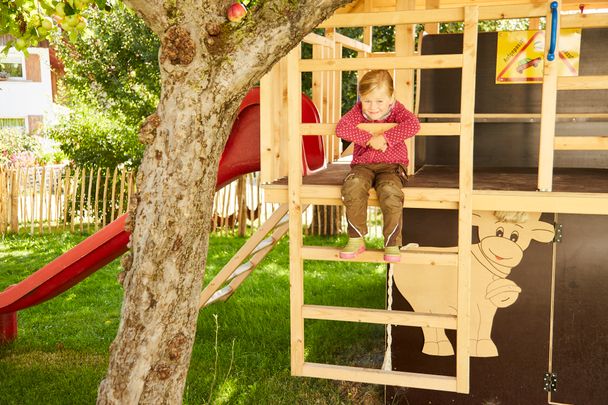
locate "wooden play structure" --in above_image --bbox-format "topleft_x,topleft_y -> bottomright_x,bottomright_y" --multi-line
201,0 -> 607,402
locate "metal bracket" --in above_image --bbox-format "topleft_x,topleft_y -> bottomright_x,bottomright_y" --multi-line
544,372 -> 558,392
553,223 -> 563,243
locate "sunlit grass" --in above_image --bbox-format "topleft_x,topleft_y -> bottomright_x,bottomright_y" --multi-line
1,229 -> 386,404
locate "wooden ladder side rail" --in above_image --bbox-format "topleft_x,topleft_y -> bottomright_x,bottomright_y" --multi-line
222,222 -> 290,296
287,46 -> 306,375
198,203 -> 288,308
537,1 -> 561,192
455,5 -> 479,394
202,222 -> 290,307
538,7 -> 608,191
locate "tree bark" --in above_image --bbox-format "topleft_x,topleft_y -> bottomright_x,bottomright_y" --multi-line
97,0 -> 351,403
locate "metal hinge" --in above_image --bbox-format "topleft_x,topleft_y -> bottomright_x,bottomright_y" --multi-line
553,223 -> 563,243
544,372 -> 558,392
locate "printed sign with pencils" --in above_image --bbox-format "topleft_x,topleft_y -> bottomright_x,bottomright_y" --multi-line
496,29 -> 581,84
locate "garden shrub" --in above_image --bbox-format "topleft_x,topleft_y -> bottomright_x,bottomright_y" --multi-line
47,105 -> 144,169
0,128 -> 42,167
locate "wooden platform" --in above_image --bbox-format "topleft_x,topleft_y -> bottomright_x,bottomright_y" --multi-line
263,163 -> 608,214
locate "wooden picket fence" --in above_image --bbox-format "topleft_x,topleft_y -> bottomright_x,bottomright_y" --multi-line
1,165 -> 382,237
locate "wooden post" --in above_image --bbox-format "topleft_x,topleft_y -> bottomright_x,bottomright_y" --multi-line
425,0 -> 441,34
47,168 -> 53,232
94,168 -> 101,231
537,2 -> 560,191
102,168 -> 109,227
287,46 -> 305,375
10,170 -> 19,233
456,5 -> 479,394
110,167 -> 118,222
0,170 -> 6,235
70,168 -> 79,232
39,166 -> 46,234
237,176 -> 247,237
396,0 -> 417,175
63,167 -> 71,230
86,167 -> 94,231
79,168 -> 86,232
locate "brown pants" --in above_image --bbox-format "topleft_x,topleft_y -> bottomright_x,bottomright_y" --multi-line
341,163 -> 408,247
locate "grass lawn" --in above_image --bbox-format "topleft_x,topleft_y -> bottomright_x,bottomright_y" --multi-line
0,229 -> 388,404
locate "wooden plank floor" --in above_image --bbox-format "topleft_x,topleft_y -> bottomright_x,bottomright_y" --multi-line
265,164 -> 608,214
271,163 -> 608,193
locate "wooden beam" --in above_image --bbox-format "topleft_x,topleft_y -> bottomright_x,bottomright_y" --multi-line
332,32 -> 372,53
561,12 -> 608,29
299,122 -> 460,136
455,5 -> 478,394
302,245 -> 459,266
557,75 -> 608,90
287,46 -> 305,375
319,7 -> 465,28
301,363 -> 458,392
537,2 -> 561,192
303,33 -> 335,48
555,136 -> 608,150
302,305 -> 458,329
299,54 -> 463,72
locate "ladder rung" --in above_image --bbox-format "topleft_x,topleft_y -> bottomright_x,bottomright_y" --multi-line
205,285 -> 233,306
301,246 -> 458,266
299,54 -> 463,72
228,261 -> 254,281
558,75 -> 608,91
302,305 -> 457,329
301,362 -> 458,392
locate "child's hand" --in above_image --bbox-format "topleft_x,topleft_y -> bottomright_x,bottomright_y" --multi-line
367,135 -> 388,152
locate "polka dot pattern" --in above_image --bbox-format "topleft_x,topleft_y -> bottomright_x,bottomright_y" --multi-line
336,101 -> 421,166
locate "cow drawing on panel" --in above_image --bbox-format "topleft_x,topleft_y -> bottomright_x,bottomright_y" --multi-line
393,211 -> 555,357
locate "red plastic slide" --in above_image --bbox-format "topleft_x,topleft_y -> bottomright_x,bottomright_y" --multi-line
0,87 -> 324,343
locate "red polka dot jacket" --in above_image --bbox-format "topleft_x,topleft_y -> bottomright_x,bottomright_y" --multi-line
336,100 -> 420,167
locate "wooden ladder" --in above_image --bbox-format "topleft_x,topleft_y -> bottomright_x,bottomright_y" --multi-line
286,5 -> 479,393
198,203 -> 290,308
537,5 -> 608,191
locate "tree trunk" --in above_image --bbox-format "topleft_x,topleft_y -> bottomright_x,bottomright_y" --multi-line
97,1 -> 352,402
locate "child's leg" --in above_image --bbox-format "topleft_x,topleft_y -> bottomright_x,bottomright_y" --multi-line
341,165 -> 374,239
375,165 -> 406,261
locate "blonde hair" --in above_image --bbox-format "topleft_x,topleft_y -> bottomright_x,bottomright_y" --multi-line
494,211 -> 529,223
359,70 -> 394,97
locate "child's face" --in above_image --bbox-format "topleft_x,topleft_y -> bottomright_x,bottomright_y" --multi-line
360,86 -> 394,120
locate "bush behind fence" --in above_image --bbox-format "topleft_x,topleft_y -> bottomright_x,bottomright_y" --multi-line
1,165 -> 383,238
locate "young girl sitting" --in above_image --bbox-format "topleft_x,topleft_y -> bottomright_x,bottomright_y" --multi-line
336,70 -> 420,262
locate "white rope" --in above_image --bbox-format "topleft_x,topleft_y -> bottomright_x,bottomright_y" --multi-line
382,243 -> 419,372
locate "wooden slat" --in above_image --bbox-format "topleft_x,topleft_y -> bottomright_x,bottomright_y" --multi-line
319,7 -> 465,28
299,54 -> 463,72
557,75 -> 608,90
302,305 -> 457,329
303,33 -> 335,48
263,184 -> 460,208
300,122 -> 461,136
561,12 -> 608,29
301,363 -> 457,392
418,112 -> 608,121
287,46 -> 305,375
302,246 -> 458,266
332,32 -> 371,53
477,3 -> 546,20
554,136 -> 608,150
473,190 -> 608,215
537,3 -> 561,192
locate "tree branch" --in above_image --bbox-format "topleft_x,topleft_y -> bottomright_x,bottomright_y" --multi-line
123,0 -> 169,35
218,0 -> 352,94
